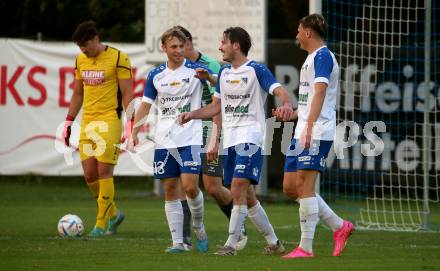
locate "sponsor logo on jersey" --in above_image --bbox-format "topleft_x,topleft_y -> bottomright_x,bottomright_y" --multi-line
298,93 -> 309,104
160,94 -> 192,104
162,107 -> 176,116
178,103 -> 191,113
226,79 -> 241,84
224,93 -> 251,100
82,70 -> 104,85
298,156 -> 311,162
170,81 -> 181,87
224,104 -> 249,114
161,103 -> 191,115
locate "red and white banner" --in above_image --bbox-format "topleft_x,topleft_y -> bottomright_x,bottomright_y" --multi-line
0,39 -> 155,175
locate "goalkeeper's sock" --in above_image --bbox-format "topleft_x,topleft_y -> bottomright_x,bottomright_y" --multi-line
86,180 -> 99,199
298,197 -> 319,253
95,178 -> 115,229
316,194 -> 343,232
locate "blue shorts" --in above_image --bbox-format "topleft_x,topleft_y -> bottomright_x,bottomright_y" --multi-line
223,143 -> 262,185
153,145 -> 202,179
284,139 -> 333,173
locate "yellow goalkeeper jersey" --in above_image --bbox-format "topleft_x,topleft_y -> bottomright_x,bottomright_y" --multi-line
75,46 -> 132,121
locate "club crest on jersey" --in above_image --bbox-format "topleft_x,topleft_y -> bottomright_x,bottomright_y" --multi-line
302,64 -> 308,70
82,70 -> 104,85
182,78 -> 190,84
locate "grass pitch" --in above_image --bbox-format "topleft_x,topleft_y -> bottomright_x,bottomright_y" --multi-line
0,178 -> 439,271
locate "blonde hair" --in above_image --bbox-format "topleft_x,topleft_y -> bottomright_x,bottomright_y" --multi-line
161,27 -> 187,45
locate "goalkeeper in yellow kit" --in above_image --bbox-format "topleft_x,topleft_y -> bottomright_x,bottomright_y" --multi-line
63,21 -> 133,237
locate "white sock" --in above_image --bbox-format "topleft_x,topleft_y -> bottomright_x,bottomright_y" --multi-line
225,205 -> 247,248
316,194 -> 343,232
248,201 -> 278,245
186,191 -> 204,229
299,197 -> 319,253
165,200 -> 183,245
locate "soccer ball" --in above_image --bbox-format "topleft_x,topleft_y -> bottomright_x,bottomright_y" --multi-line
57,214 -> 84,237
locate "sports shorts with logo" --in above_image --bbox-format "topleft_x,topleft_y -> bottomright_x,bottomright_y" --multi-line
284,139 -> 333,173
153,145 -> 202,179
79,119 -> 122,164
223,143 -> 262,185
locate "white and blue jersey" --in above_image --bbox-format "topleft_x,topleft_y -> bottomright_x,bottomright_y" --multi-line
294,46 -> 339,141
214,60 -> 281,149
214,60 -> 281,184
285,46 -> 338,173
142,59 -> 212,149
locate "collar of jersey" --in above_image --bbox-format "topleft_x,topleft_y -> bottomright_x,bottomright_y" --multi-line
166,59 -> 187,72
309,45 -> 327,56
230,59 -> 252,71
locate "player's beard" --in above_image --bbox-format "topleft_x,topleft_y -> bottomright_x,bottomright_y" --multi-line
221,51 -> 231,62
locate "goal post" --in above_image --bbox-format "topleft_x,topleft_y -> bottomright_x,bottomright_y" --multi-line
320,0 -> 439,231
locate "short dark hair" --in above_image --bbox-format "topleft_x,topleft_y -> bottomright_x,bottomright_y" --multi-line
72,20 -> 99,45
161,27 -> 187,45
299,14 -> 326,39
223,27 -> 252,56
175,25 -> 192,41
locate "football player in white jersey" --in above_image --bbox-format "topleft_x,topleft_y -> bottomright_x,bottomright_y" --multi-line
179,27 -> 293,256
129,27 -> 210,254
176,25 -> 248,251
281,14 -> 354,259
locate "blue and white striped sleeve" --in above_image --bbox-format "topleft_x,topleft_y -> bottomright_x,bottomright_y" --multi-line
314,49 -> 334,85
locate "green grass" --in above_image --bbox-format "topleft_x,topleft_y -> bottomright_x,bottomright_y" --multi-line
0,179 -> 439,271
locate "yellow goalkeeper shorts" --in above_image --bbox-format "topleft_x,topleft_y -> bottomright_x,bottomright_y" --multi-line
79,119 -> 122,164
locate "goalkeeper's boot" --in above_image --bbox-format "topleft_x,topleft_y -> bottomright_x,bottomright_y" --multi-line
106,209 -> 125,235
282,246 -> 314,259
87,226 -> 106,238
332,220 -> 354,256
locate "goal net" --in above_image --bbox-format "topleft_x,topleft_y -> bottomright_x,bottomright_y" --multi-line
321,0 -> 440,231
